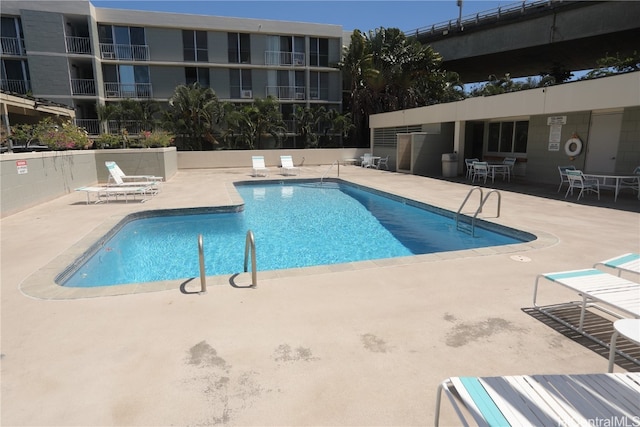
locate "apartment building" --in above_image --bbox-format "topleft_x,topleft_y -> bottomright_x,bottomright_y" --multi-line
0,0 -> 344,136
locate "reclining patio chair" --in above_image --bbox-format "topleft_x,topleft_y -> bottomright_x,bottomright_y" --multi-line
435,373 -> 640,426
280,155 -> 299,176
251,156 -> 270,177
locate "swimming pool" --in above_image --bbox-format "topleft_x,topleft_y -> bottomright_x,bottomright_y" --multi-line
58,180 -> 534,287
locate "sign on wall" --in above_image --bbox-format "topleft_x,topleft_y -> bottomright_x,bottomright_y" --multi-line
16,160 -> 28,174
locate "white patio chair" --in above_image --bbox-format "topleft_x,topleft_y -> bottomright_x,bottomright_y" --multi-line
501,157 -> 516,181
361,153 -> 373,168
565,169 -> 600,200
557,165 -> 576,192
251,156 -> 270,177
465,158 -> 478,180
619,166 -> 640,196
471,161 -> 489,183
376,156 -> 389,170
280,155 -> 299,176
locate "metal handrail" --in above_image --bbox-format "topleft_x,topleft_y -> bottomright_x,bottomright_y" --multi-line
198,234 -> 207,294
456,188 -> 502,237
456,187 -> 483,236
320,160 -> 339,184
244,230 -> 257,288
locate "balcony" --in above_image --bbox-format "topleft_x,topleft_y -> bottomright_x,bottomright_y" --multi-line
70,79 -> 96,96
0,37 -> 25,56
100,43 -> 149,61
264,51 -> 305,67
266,86 -> 305,100
0,79 -> 30,94
104,82 -> 152,99
74,119 -> 100,135
65,36 -> 91,54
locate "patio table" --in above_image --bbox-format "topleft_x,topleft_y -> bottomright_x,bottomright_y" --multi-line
487,163 -> 511,182
583,173 -> 640,202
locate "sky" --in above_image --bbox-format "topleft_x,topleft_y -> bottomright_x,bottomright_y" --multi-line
90,0 -> 517,34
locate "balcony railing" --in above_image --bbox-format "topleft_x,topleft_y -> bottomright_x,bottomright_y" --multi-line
65,36 -> 91,54
266,86 -> 305,100
264,51 -> 305,66
106,120 -> 159,135
100,43 -> 149,61
0,37 -> 25,55
74,119 -> 100,135
0,79 -> 30,94
71,79 -> 96,95
104,82 -> 152,98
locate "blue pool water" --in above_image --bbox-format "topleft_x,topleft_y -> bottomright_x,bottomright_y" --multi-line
60,181 -> 532,287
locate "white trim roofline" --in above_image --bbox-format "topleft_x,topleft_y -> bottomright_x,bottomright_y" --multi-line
369,72 -> 640,128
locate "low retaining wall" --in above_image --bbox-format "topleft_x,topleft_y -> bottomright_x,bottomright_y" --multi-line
1,148 -> 367,217
177,148 -> 367,169
0,147 -> 177,218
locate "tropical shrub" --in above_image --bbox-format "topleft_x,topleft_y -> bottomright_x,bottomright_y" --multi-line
140,131 -> 174,148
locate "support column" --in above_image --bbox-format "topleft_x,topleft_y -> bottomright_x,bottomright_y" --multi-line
454,120 -> 466,174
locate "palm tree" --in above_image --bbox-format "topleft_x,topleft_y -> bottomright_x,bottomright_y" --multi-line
162,83 -> 223,150
292,105 -> 320,148
249,96 -> 287,149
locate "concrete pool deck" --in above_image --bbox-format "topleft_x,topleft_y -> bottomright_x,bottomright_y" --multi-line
1,165 -> 639,426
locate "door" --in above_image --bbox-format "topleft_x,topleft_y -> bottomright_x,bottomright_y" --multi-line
584,112 -> 622,173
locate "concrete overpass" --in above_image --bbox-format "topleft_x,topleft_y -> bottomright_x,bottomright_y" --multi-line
408,1 -> 640,83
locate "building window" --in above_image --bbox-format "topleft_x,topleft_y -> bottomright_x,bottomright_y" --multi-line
98,25 -> 147,60
103,64 -> 151,97
1,17 -> 25,55
0,59 -> 30,93
487,120 -> 528,154
227,33 -> 250,63
309,71 -> 328,99
310,38 -> 329,67
183,30 -> 208,62
185,67 -> 209,87
229,69 -> 252,98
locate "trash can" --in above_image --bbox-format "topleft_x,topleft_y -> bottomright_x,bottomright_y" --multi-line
441,153 -> 458,177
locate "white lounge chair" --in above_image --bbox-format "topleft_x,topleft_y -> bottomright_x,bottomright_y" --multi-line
75,185 -> 156,204
105,163 -> 161,193
594,253 -> 640,276
105,161 -> 163,184
435,373 -> 640,426
280,155 -> 299,176
533,268 -> 640,348
251,156 -> 270,177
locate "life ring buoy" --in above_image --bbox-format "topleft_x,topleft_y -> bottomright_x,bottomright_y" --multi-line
564,137 -> 582,157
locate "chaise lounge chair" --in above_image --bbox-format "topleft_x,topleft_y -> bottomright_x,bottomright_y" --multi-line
280,155 -> 299,176
75,184 -> 156,204
533,268 -> 640,353
594,253 -> 640,277
435,373 -> 640,426
105,161 -> 163,185
251,156 -> 270,177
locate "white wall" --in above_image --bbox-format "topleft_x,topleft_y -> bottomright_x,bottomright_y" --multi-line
369,72 -> 640,127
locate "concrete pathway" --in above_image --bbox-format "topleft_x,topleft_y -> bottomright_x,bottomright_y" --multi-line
1,165 -> 638,426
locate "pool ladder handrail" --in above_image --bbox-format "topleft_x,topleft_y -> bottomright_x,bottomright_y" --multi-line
244,230 -> 257,288
320,160 -> 340,184
198,234 -> 207,294
456,187 -> 501,236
